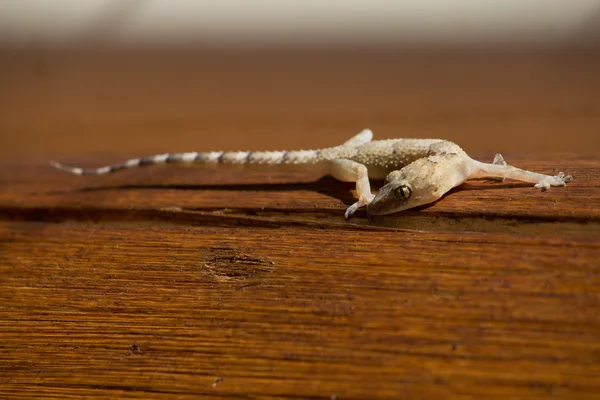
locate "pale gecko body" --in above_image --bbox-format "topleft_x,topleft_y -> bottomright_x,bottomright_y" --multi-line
51,129 -> 573,219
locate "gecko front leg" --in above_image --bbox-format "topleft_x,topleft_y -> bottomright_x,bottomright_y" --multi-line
329,159 -> 375,219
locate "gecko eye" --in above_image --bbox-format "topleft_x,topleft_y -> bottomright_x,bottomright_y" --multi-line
394,185 -> 412,200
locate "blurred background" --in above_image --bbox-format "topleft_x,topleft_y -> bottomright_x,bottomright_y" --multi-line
1,0 -> 599,157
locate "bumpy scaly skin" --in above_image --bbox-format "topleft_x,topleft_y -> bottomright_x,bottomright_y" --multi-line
51,129 -> 573,219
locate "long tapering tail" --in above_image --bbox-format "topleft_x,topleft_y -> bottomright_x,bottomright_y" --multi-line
50,129 -> 374,176
50,149 -> 320,176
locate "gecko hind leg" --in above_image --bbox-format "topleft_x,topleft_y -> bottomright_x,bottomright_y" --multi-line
328,159 -> 375,219
341,129 -> 373,147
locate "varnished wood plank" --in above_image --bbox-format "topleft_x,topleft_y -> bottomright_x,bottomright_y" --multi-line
1,222 -> 599,399
1,47 -> 599,400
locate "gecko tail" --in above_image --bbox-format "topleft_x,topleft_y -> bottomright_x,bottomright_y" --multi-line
51,161 -> 85,175
50,153 -> 177,175
50,129 -> 372,176
50,160 -> 119,175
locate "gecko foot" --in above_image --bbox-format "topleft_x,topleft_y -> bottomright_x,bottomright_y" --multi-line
344,194 -> 375,220
534,172 -> 573,191
493,153 -> 507,166
487,153 -> 507,182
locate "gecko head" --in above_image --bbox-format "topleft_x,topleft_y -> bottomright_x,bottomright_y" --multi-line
367,158 -> 461,215
367,178 -> 439,215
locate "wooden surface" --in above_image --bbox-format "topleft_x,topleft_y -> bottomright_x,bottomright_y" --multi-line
1,48 -> 600,399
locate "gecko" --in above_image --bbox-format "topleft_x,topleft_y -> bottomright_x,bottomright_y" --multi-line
51,129 -> 572,219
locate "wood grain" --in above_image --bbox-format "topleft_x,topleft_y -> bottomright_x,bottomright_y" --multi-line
1,48 -> 599,399
1,154 -> 599,399
2,221 -> 600,399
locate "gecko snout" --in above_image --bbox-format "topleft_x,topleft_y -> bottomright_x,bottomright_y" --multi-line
367,182 -> 414,215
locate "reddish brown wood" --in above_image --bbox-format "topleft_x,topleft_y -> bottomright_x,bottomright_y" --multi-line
1,48 -> 599,157
1,48 -> 599,399
1,220 -> 599,399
